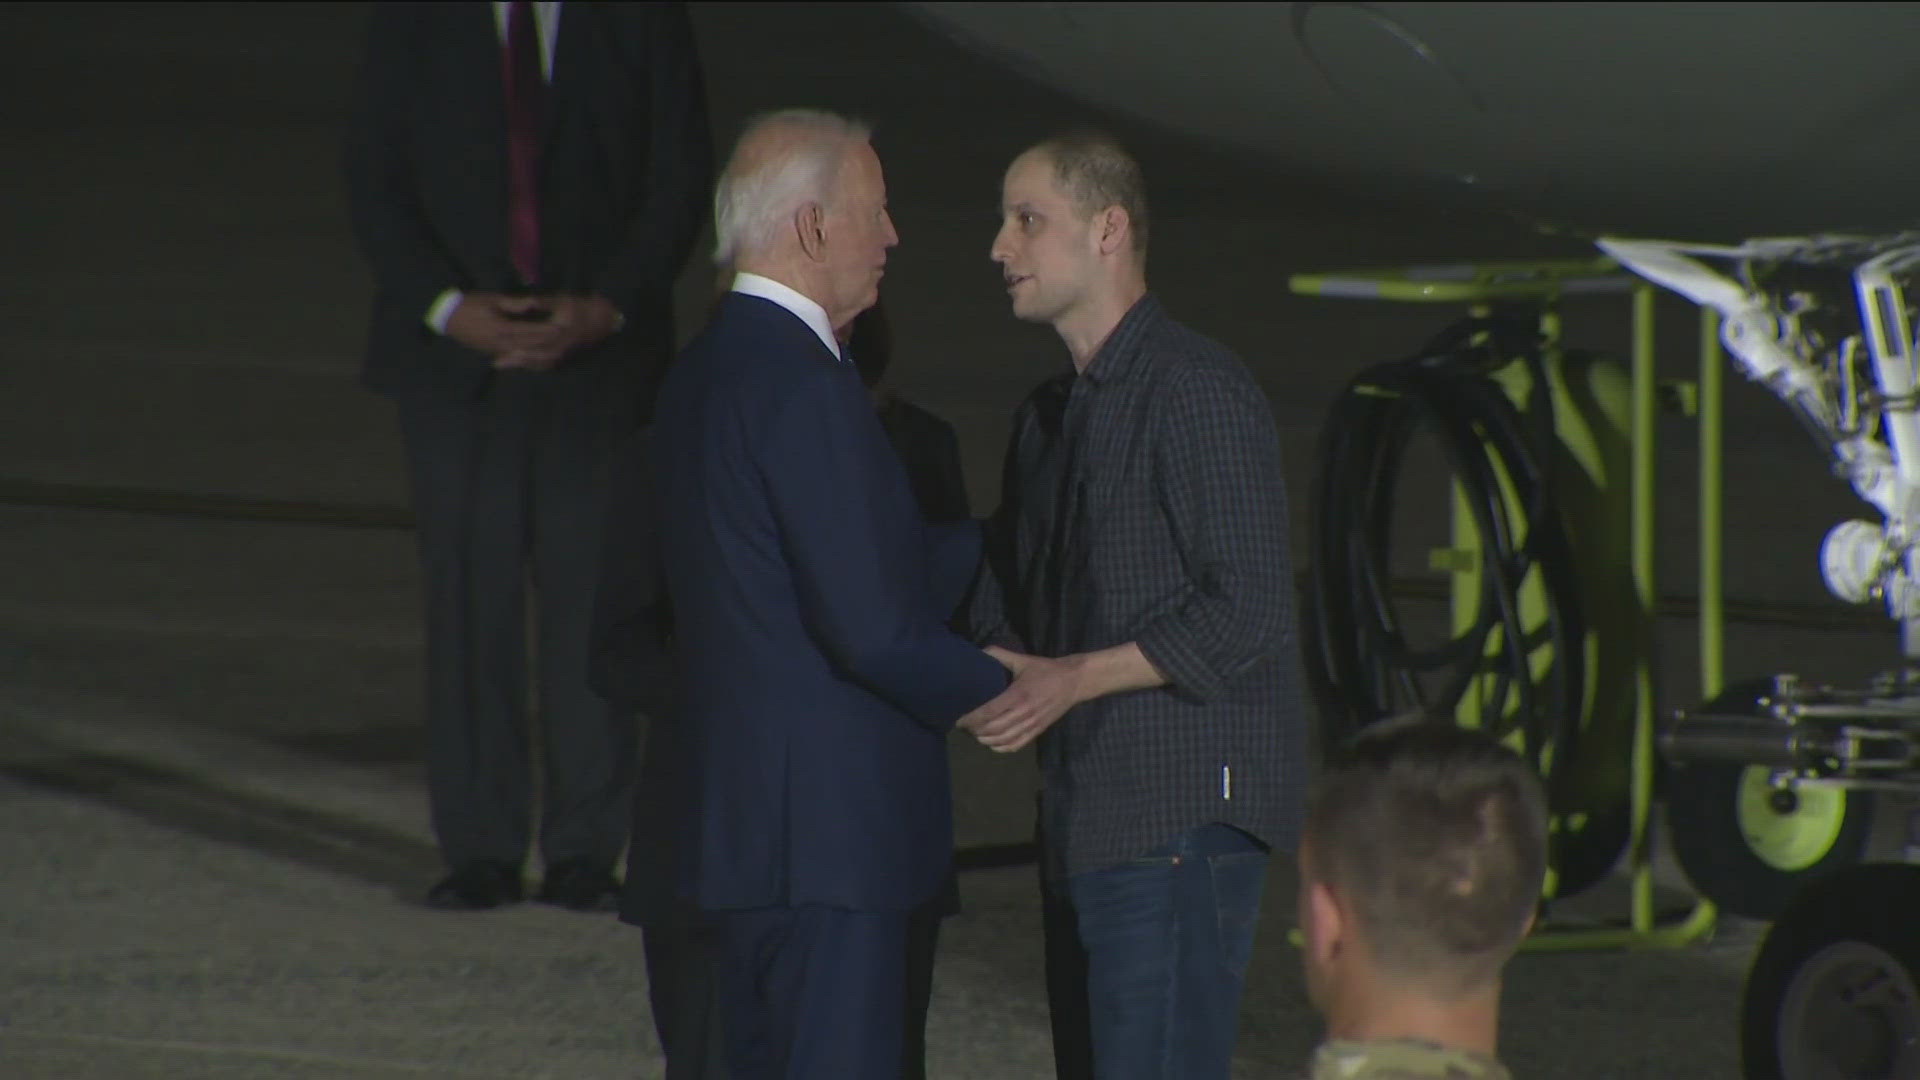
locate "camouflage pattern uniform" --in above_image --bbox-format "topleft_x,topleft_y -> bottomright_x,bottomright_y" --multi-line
1305,1038 -> 1511,1080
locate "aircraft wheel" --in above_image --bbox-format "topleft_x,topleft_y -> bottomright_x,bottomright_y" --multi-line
1667,680 -> 1875,920
1742,862 -> 1920,1080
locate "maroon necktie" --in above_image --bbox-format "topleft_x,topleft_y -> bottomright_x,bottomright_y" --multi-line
502,0 -> 546,288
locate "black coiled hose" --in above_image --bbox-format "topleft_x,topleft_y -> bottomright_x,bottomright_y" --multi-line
1305,311 -> 1588,804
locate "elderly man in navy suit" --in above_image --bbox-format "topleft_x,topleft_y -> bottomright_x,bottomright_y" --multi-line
649,110 -> 1015,1080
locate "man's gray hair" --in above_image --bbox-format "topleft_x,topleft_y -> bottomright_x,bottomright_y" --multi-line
712,109 -> 873,265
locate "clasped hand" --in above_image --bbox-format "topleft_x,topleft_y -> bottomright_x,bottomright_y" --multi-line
446,292 -> 622,371
958,645 -> 1087,754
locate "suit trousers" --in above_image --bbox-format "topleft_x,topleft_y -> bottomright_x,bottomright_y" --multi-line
643,902 -> 730,1080
648,898 -> 948,1080
708,904 -> 910,1080
395,369 -> 636,871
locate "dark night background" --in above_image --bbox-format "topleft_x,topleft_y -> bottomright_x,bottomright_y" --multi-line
0,3 -> 1894,1076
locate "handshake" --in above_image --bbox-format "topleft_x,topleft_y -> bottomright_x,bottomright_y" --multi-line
958,642 -> 1163,753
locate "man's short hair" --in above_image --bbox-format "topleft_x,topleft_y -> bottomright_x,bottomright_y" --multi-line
712,109 -> 872,264
1028,129 -> 1150,258
1304,716 -> 1548,994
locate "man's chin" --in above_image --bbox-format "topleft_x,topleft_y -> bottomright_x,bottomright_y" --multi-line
1007,297 -> 1050,324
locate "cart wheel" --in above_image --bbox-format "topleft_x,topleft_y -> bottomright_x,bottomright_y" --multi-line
1742,862 -> 1920,1080
1666,680 -> 1875,920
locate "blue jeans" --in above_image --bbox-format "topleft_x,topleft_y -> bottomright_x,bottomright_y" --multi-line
1043,824 -> 1270,1080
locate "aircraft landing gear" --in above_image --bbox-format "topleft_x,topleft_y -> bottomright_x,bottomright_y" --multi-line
1665,680 -> 1877,921
1742,862 -> 1920,1080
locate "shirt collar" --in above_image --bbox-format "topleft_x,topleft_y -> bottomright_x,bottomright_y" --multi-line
1079,293 -> 1163,385
731,272 -> 843,361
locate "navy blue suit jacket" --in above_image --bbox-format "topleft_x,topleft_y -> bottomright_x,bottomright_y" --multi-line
652,293 -> 1008,913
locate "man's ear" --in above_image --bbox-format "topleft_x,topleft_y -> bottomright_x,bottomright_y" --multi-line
1306,877 -> 1347,966
1095,206 -> 1130,257
795,202 -> 828,263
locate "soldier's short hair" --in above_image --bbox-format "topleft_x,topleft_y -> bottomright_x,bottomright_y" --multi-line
1027,129 -> 1149,260
1304,716 -> 1548,994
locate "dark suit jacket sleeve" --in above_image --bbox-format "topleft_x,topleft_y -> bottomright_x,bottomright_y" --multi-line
883,403 -> 977,623
925,519 -> 982,621
588,427 -> 676,716
341,3 -> 466,330
763,365 -> 1009,729
591,3 -> 714,318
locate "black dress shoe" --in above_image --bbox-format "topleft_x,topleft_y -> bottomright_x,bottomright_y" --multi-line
535,857 -> 622,912
426,860 -> 524,911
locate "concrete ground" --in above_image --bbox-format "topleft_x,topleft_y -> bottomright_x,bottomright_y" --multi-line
0,501 -> 1771,1078
1,2 -> 1894,1076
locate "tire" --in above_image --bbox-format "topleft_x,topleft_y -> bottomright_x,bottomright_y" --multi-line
1666,678 -> 1875,920
1741,862 -> 1920,1080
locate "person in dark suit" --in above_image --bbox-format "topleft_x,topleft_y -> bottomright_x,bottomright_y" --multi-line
650,109 -> 1015,1080
589,296 -> 977,1080
342,1 -> 713,912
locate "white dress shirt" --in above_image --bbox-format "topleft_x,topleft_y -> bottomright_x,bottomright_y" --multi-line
425,1 -> 564,334
730,272 -> 844,361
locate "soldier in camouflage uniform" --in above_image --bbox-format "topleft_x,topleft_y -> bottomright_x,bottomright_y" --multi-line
1293,717 -> 1546,1080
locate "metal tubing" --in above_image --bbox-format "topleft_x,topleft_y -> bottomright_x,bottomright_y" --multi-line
1701,308 -> 1725,700
1659,716 -> 1809,769
1520,899 -> 1719,953
1787,702 -> 1920,720
1631,285 -> 1658,932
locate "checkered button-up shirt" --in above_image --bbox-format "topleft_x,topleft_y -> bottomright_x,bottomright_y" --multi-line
969,294 -> 1310,879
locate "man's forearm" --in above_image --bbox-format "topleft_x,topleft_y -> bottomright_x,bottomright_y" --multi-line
960,641 -> 1167,753
1068,642 -> 1166,702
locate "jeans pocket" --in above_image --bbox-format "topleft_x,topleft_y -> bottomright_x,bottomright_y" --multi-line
1208,850 -> 1269,981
